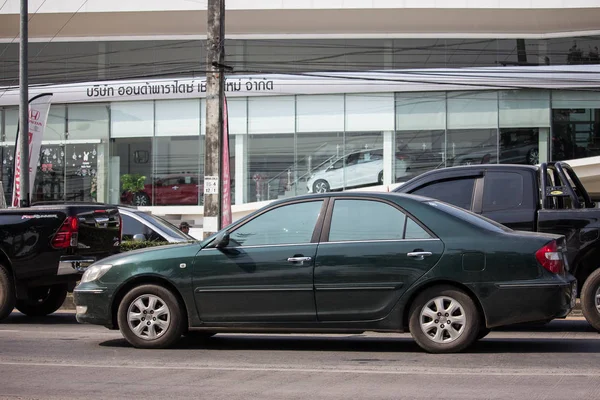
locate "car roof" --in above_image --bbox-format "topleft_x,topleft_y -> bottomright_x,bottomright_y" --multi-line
268,191 -> 433,206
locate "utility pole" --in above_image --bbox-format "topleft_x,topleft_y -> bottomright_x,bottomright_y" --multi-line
203,0 -> 225,239
18,0 -> 29,207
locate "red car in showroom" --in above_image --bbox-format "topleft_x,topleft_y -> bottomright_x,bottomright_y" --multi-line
121,175 -> 202,206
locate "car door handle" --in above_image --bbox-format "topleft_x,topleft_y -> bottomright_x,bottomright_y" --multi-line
287,256 -> 312,263
407,251 -> 433,259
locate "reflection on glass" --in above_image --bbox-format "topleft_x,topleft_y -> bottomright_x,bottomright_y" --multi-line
342,132 -> 383,190
113,138 -> 153,206
552,109 -> 600,161
447,129 -> 498,166
33,145 -> 65,203
297,132 -> 343,195
499,128 -> 539,165
247,133 -> 294,202
396,130 -> 445,180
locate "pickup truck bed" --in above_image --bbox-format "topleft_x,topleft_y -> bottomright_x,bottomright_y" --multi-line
0,204 -> 120,320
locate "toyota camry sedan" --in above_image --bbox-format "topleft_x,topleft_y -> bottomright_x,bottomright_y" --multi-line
74,192 -> 576,353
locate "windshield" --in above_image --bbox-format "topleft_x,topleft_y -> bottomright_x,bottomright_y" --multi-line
135,212 -> 196,240
426,201 -> 513,233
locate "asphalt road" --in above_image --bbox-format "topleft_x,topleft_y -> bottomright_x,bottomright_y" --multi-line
0,312 -> 599,400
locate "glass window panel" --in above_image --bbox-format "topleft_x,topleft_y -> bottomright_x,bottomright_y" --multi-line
396,92 -> 446,131
229,201 -> 323,247
153,136 -> 202,206
329,199 -> 406,242
551,108 -> 600,161
155,99 -> 200,137
111,138 -> 153,206
247,96 -> 295,134
412,178 -> 476,210
482,172 -> 524,212
499,128 -> 540,165
405,218 -> 433,239
396,130 -> 445,180
345,93 -> 395,132
499,90 -> 550,128
45,105 -> 66,141
4,108 -> 18,142
296,95 -> 344,133
201,98 -> 248,135
121,214 -> 167,242
111,101 -> 154,138
0,145 -> 14,205
552,90 -> 600,109
299,132 -> 343,195
447,91 -> 498,129
65,143 -> 98,202
32,144 -> 65,203
68,103 -> 109,140
343,132 -> 384,190
447,129 -> 498,166
247,133 -> 294,202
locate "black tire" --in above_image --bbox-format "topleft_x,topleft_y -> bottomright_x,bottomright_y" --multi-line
312,179 -> 330,193
477,327 -> 491,340
580,269 -> 600,332
132,192 -> 150,207
15,284 -> 67,317
0,264 -> 16,322
408,285 -> 480,353
377,171 -> 383,185
117,284 -> 186,349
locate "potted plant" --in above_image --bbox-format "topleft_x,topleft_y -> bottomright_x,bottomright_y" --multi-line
121,174 -> 149,206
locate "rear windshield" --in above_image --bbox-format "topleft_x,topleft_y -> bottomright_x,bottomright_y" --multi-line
135,212 -> 196,240
426,201 -> 512,233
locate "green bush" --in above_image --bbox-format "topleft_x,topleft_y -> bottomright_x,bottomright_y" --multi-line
120,240 -> 170,252
121,174 -> 146,193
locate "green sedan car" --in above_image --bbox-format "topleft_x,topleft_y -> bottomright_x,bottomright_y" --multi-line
74,192 -> 576,353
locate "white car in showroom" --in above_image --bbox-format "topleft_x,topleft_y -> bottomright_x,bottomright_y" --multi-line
306,148 -> 409,193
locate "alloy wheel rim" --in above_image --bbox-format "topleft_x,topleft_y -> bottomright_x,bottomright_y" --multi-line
595,286 -> 600,314
135,195 -> 148,206
529,149 -> 539,165
127,294 -> 171,340
420,296 -> 466,344
315,182 -> 327,193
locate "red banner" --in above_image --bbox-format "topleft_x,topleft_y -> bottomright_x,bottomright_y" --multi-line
221,95 -> 232,227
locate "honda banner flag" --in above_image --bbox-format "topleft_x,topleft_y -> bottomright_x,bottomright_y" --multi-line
221,95 -> 232,227
12,93 -> 53,207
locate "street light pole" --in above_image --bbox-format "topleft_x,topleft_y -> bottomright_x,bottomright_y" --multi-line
203,0 -> 225,239
18,0 -> 29,207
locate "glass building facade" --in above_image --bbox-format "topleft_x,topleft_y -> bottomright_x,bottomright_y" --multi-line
2,88 -> 600,208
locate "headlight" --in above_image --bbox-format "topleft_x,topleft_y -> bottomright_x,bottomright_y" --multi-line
81,264 -> 112,283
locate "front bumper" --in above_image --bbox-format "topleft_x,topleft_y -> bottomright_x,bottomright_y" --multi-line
479,275 -> 577,328
73,284 -> 115,328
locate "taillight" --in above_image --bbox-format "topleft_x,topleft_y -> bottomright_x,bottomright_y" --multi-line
51,216 -> 79,249
535,240 -> 564,274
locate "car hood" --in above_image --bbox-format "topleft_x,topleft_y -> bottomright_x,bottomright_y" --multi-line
98,242 -> 201,266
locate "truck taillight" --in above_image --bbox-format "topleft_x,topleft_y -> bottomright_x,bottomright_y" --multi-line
52,216 -> 79,249
535,240 -> 564,274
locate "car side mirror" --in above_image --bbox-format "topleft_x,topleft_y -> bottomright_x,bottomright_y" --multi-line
132,233 -> 145,242
213,230 -> 230,249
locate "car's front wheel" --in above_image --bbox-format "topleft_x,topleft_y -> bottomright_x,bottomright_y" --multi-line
408,285 -> 480,353
312,179 -> 330,193
580,269 -> 600,332
15,284 -> 67,317
117,284 -> 186,348
132,192 -> 150,206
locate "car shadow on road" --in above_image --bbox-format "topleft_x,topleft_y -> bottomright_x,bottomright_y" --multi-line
4,311 -> 78,325
99,334 -> 600,354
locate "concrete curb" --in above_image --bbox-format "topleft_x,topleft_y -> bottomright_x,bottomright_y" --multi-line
60,294 -> 585,318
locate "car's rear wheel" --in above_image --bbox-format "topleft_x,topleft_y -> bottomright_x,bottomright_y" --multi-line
409,285 -> 480,353
0,264 -> 16,321
15,284 -> 67,317
377,171 -> 383,185
527,148 -> 539,165
132,192 -> 150,206
117,284 -> 185,348
580,269 -> 600,332
313,179 -> 330,193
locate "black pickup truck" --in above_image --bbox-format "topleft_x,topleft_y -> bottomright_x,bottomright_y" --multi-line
0,204 -> 121,321
393,161 -> 600,330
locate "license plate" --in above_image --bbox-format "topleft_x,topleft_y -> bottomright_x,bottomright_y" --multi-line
571,282 -> 578,309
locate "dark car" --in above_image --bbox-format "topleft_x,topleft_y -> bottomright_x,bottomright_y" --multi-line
119,206 -> 195,243
74,192 -> 575,353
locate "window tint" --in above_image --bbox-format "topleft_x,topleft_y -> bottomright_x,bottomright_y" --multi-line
329,199 -> 406,242
230,201 -> 323,246
121,214 -> 166,242
412,178 -> 475,210
482,172 -> 523,212
405,217 -> 433,239
427,201 -> 512,233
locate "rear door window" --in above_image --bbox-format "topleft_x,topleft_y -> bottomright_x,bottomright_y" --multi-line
482,172 -> 524,212
411,178 -> 476,210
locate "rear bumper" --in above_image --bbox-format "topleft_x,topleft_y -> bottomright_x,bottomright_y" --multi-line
478,275 -> 577,328
57,256 -> 97,275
